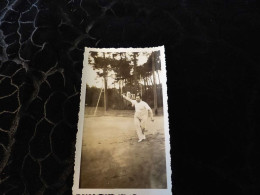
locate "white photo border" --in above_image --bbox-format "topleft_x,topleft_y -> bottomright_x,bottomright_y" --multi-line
73,46 -> 172,195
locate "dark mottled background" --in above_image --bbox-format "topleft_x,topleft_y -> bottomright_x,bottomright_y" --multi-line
1,0 -> 260,194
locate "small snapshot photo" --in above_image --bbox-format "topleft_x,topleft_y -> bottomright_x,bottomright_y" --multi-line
73,46 -> 171,195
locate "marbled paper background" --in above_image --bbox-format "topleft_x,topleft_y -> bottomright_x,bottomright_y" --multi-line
1,0 -> 260,194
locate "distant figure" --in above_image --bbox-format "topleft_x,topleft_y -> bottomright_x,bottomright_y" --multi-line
122,93 -> 154,142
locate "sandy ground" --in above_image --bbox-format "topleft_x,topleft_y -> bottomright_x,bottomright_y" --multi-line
79,115 -> 167,189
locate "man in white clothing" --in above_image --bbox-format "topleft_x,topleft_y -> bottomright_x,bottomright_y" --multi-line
122,93 -> 154,142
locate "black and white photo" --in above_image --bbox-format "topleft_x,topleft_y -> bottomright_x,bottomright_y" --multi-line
73,47 -> 171,195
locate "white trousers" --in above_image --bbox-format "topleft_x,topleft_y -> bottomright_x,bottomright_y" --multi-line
134,117 -> 147,140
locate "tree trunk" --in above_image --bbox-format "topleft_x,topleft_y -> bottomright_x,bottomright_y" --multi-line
123,79 -> 126,108
140,75 -> 142,97
133,52 -> 138,94
120,79 -> 124,109
103,52 -> 107,112
156,70 -> 161,107
143,77 -> 146,96
103,76 -> 107,112
156,70 -> 161,85
152,52 -> 158,115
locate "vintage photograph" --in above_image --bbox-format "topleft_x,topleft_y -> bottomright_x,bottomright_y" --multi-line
73,47 -> 171,194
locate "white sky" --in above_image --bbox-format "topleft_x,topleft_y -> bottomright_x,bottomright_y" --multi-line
85,52 -> 161,89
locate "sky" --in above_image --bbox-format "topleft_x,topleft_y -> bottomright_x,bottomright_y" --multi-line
85,52 -> 161,89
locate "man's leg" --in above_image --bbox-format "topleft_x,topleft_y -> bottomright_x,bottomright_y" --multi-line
134,117 -> 145,141
140,117 -> 147,134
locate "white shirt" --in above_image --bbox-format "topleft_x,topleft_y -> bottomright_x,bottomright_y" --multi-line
130,100 -> 151,119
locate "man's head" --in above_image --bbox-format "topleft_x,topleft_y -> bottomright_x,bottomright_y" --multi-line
136,94 -> 141,103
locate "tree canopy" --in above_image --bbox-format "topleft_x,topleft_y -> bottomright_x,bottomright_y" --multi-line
88,51 -> 161,89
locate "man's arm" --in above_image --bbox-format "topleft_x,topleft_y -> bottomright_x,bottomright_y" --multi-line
144,102 -> 154,121
122,94 -> 135,105
148,108 -> 154,121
